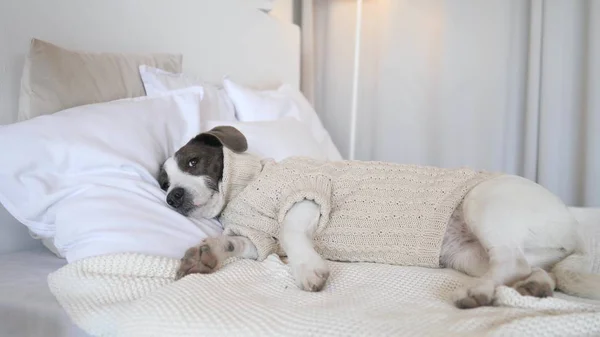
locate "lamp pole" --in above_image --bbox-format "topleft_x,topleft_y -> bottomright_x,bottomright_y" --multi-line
348,0 -> 363,160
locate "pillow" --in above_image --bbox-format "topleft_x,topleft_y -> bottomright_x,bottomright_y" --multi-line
204,118 -> 328,162
18,38 -> 182,121
0,87 -> 222,262
139,65 -> 236,122
223,77 -> 343,161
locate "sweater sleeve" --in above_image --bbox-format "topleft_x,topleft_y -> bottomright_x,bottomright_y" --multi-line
223,225 -> 281,261
276,174 -> 332,236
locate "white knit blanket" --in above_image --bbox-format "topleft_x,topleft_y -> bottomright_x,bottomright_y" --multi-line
48,253 -> 600,337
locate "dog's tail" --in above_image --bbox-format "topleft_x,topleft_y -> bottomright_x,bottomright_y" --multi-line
552,225 -> 600,299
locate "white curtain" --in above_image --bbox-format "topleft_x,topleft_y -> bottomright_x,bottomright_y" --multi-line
300,0 -> 599,207
536,0 -> 600,207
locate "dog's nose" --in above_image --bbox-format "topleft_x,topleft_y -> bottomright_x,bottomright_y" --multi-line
167,187 -> 185,208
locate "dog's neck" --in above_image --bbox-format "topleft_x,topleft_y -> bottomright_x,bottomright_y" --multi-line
218,148 -> 266,208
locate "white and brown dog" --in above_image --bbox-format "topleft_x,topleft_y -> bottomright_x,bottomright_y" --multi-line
160,126 -> 600,309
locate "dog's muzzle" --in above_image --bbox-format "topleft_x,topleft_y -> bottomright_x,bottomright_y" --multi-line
166,187 -> 185,208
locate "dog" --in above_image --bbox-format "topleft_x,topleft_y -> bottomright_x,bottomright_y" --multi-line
160,126 -> 600,309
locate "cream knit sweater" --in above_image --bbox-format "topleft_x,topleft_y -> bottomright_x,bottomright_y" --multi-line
219,149 -> 500,268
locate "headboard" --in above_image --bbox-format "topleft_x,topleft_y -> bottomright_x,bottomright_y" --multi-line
0,0 -> 300,125
0,0 -> 300,254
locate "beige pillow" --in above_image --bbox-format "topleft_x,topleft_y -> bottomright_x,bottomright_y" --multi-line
18,38 -> 182,121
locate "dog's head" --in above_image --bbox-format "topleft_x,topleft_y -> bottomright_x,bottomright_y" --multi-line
159,126 -> 247,219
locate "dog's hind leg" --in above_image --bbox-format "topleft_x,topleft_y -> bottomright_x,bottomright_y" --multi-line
452,245 -> 532,309
451,177 -> 540,309
280,199 -> 330,292
511,267 -> 555,298
449,175 -> 582,308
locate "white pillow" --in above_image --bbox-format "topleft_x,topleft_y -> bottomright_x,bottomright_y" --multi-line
223,77 -> 343,161
0,87 -> 222,262
139,65 -> 237,122
204,118 -> 328,162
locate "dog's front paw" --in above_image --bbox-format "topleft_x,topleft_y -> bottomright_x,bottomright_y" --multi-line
292,258 -> 330,292
175,239 -> 222,280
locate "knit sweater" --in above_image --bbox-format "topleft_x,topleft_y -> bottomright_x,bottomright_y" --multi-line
219,149 -> 500,268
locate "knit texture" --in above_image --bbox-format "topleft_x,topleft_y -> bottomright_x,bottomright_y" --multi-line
220,149 -> 500,266
48,252 -> 600,337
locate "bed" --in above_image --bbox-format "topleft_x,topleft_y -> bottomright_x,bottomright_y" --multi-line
0,1 -> 298,336
1,207 -> 599,337
0,245 -> 89,337
1,1 -> 600,337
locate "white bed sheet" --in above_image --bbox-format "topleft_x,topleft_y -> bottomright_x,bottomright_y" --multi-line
0,245 -> 89,337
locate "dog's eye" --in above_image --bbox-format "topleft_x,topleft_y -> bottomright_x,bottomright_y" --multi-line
188,158 -> 198,168
161,182 -> 169,191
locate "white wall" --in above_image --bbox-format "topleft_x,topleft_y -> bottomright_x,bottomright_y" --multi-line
271,0 -> 294,23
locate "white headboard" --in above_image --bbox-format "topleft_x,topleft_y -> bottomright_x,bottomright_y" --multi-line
0,0 -> 299,254
0,0 -> 300,125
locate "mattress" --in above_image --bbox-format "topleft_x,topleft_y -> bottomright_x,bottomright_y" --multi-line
0,245 -> 90,337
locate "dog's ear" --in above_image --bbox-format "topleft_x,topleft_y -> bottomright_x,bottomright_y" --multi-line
194,126 -> 247,153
